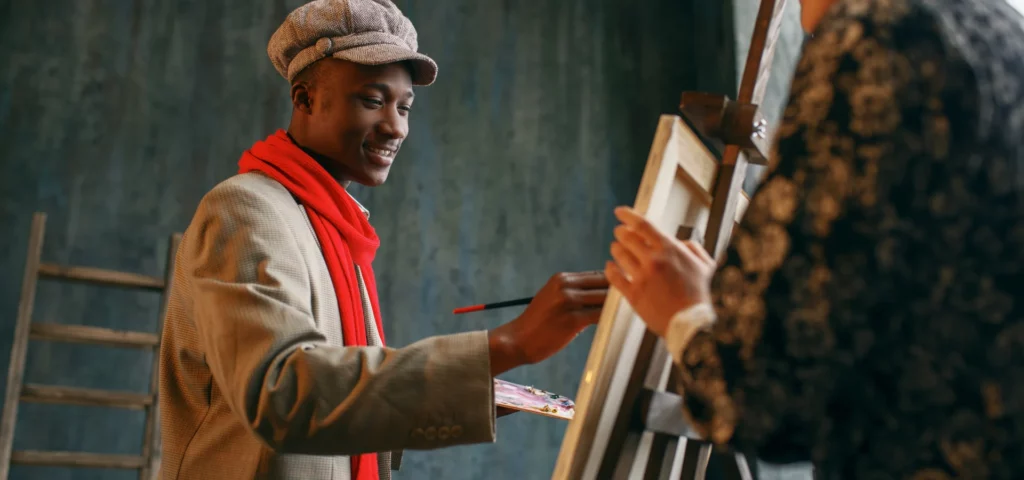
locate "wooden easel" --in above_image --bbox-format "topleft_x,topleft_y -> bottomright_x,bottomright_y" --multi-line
552,1 -> 789,478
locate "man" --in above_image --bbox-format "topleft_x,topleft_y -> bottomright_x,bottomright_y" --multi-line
158,1 -> 608,479
608,0 -> 1024,478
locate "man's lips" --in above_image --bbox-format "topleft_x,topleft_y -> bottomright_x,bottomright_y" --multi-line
364,144 -> 398,166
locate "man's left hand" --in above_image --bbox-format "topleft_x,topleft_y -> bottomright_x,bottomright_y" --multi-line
605,206 -> 716,337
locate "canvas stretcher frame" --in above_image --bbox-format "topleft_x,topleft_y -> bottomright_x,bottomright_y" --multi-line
552,114 -> 749,480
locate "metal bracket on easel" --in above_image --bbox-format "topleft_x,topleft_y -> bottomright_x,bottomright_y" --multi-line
678,91 -> 771,166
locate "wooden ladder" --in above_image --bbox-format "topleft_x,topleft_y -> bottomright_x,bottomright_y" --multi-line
0,212 -> 181,480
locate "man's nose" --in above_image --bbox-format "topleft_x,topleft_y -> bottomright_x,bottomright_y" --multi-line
377,109 -> 408,140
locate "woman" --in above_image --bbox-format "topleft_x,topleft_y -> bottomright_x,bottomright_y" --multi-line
607,0 -> 1024,478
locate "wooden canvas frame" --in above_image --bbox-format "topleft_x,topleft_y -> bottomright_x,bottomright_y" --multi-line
552,115 -> 748,479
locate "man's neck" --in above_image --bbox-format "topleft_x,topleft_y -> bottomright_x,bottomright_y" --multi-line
284,130 -> 352,189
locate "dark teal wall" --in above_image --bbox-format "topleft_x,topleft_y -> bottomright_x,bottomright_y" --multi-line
0,0 -> 733,478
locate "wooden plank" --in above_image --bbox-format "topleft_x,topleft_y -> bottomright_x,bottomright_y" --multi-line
20,384 -> 153,410
29,323 -> 159,349
704,160 -> 749,257
37,263 -> 165,291
140,233 -> 181,480
750,0 -> 790,109
704,0 -> 789,260
596,330 -> 661,478
654,437 -> 685,480
679,440 -> 709,480
0,213 -> 47,480
643,432 -> 674,480
10,450 -> 146,469
737,0 -> 788,106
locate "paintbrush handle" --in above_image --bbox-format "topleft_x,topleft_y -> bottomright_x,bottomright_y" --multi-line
453,296 -> 534,314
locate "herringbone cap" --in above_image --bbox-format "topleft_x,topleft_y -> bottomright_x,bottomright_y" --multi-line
268,0 -> 437,85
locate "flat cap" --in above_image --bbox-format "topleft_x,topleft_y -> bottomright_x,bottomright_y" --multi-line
268,0 -> 438,86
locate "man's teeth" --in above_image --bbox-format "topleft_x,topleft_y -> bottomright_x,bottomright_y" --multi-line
367,146 -> 395,157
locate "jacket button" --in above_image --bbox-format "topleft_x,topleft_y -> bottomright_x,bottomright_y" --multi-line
424,427 -> 437,441
438,426 -> 450,440
410,428 -> 424,439
450,425 -> 463,438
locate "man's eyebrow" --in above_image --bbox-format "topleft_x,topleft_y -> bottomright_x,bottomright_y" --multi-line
362,82 -> 415,100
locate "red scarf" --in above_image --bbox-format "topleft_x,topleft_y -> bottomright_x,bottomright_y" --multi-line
238,129 -> 384,480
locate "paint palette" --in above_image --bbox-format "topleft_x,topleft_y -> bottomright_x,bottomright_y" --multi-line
494,378 -> 575,420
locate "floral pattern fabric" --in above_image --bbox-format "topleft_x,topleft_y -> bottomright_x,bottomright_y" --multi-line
675,0 -> 1024,478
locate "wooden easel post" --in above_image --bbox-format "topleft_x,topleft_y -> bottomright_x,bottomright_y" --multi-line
699,0 -> 787,260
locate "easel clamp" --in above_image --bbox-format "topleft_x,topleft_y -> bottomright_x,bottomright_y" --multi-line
678,92 -> 771,166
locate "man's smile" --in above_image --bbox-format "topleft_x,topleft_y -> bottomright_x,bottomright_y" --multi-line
364,143 -> 398,166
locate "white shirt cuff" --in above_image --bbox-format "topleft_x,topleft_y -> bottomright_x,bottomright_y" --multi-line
664,303 -> 717,366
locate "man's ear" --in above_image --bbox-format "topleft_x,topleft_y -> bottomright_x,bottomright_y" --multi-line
291,82 -> 313,114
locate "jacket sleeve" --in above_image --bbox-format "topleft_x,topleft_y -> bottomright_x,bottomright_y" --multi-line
182,179 -> 496,455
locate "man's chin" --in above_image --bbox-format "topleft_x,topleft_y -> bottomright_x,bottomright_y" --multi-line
353,170 -> 390,187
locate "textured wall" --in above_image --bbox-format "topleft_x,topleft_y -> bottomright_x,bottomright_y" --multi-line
0,0 -> 733,478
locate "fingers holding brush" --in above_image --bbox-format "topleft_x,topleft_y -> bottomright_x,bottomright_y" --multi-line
486,270 -> 610,375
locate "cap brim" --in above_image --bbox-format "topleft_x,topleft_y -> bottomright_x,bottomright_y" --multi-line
332,44 -> 438,86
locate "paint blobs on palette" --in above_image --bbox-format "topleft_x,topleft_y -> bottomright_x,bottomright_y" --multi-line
494,378 -> 575,420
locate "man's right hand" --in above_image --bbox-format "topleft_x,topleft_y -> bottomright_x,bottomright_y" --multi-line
487,271 -> 609,377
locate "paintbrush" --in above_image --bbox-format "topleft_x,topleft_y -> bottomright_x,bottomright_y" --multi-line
452,296 -> 533,314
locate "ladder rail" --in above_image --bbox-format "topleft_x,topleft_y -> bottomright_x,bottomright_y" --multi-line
140,233 -> 180,480
0,213 -> 47,480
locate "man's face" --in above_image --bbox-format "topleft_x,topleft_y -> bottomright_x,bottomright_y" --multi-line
293,58 -> 414,187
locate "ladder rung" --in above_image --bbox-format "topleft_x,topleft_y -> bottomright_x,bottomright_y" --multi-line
30,323 -> 159,349
37,263 -> 165,291
20,384 -> 153,410
10,450 -> 145,469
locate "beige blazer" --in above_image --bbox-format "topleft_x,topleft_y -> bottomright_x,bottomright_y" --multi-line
158,172 -> 496,480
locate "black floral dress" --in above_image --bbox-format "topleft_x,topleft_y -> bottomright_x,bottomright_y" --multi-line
675,0 -> 1024,478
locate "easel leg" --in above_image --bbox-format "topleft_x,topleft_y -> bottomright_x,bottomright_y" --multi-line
707,450 -> 757,480
677,443 -> 758,480
644,433 -> 678,480
678,442 -> 712,479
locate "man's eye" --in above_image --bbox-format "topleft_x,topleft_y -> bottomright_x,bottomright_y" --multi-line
363,98 -> 384,107
399,105 -> 412,112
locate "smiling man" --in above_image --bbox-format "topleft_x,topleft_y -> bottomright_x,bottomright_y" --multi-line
157,1 -> 609,479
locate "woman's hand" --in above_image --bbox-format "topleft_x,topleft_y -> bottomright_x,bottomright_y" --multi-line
605,206 -> 716,336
